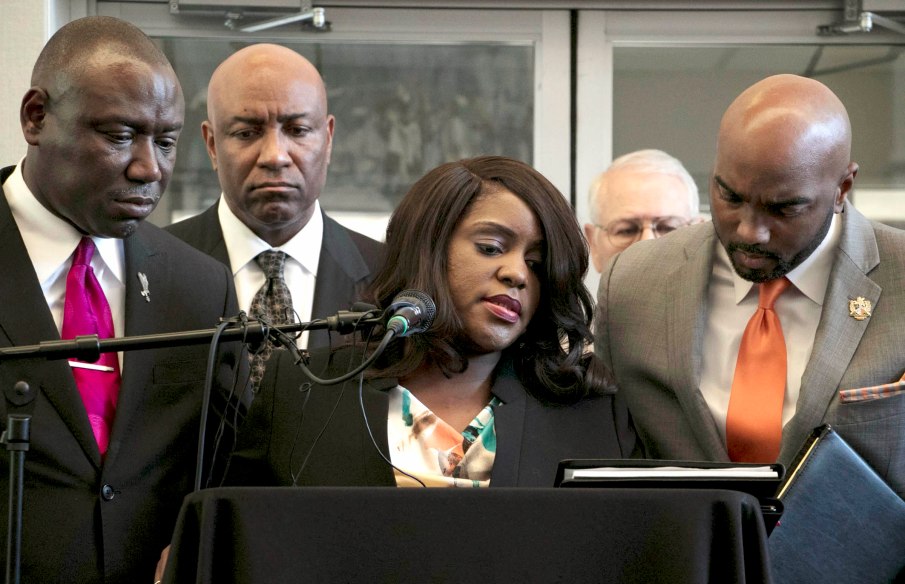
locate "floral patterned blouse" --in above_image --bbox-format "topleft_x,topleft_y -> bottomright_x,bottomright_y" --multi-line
387,385 -> 501,487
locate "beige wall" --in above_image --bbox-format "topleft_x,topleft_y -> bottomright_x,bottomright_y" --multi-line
0,0 -> 81,165
0,2 -> 47,164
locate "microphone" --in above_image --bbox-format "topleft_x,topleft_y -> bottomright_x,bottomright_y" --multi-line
386,290 -> 436,337
322,303 -> 381,335
277,293 -> 436,387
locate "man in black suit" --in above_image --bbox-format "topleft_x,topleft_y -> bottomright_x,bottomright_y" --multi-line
0,16 -> 245,583
166,44 -> 383,350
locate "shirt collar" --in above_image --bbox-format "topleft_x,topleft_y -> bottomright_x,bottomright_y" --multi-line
218,195 -> 322,275
716,212 -> 842,306
4,160 -> 124,285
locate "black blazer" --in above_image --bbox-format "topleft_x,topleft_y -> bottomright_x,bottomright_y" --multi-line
165,202 -> 384,349
0,166 -> 245,583
226,346 -> 637,488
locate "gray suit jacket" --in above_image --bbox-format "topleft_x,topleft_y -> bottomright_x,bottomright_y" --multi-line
166,203 -> 384,350
597,201 -> 905,498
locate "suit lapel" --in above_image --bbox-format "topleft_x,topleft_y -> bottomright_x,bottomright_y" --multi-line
0,190 -> 60,348
122,227 -> 163,337
197,205 -> 230,265
310,213 -> 372,348
487,364 -> 525,486
0,174 -> 102,467
780,205 -> 880,463
167,203 -> 229,265
104,227 -> 163,466
666,227 -> 730,460
360,377 -> 395,484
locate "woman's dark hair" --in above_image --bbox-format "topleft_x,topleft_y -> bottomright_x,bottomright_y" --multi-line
366,155 -> 610,402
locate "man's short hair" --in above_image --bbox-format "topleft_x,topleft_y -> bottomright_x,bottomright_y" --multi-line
31,16 -> 170,89
588,149 -> 699,223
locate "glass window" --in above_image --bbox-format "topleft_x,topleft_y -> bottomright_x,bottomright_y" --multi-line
154,38 -> 534,238
95,3 -> 571,236
575,8 -> 905,294
612,44 -> 905,222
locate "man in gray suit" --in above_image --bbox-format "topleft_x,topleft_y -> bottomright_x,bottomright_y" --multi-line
597,74 -> 905,498
167,44 -> 383,350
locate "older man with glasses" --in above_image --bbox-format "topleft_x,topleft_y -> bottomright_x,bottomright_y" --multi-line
584,149 -> 700,273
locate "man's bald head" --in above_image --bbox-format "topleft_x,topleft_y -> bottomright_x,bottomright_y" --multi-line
710,74 -> 858,282
207,44 -> 328,126
202,44 -> 335,247
719,74 -> 852,186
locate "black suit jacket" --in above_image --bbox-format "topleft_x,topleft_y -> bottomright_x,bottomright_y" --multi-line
165,202 -> 384,349
226,346 -> 637,488
0,166 -> 245,583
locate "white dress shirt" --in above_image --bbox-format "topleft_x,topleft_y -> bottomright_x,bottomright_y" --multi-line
218,196 -> 321,348
700,213 -> 841,442
3,161 -> 126,368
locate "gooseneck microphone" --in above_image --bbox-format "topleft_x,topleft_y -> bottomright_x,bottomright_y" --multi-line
272,290 -> 437,387
385,290 -> 436,337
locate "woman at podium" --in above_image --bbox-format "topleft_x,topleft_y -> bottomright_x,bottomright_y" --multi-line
225,155 -> 637,488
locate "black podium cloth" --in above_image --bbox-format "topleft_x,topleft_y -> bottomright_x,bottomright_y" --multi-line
163,487 -> 771,583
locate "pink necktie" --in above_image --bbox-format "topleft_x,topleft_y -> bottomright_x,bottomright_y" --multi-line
726,277 -> 791,463
61,238 -> 121,455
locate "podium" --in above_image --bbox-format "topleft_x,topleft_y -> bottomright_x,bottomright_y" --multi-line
162,487 -> 772,583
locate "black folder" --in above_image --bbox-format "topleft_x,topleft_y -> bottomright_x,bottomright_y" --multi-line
555,459 -> 784,533
768,424 -> 905,584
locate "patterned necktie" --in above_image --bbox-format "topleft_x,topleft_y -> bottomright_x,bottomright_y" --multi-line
248,250 -> 295,386
61,237 -> 122,456
726,277 -> 791,463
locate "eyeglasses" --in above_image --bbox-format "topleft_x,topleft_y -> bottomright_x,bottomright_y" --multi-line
595,216 -> 691,249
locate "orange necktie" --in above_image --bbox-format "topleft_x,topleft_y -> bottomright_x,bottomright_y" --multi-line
726,277 -> 791,463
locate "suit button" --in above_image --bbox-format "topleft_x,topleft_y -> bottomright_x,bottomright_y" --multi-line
101,484 -> 116,501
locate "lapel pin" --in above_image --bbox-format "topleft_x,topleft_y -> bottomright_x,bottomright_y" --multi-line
138,272 -> 151,303
848,296 -> 871,321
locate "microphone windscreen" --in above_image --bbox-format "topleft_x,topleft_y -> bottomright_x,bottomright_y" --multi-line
388,290 -> 436,334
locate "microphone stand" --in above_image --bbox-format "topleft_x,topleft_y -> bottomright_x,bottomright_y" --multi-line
0,308 -> 384,563
2,413 -> 30,584
0,310 -> 383,363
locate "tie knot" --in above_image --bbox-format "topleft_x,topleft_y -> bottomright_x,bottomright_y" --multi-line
758,277 -> 791,309
255,250 -> 287,280
72,237 -> 96,267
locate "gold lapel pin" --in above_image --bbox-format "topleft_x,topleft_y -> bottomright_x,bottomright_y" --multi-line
848,296 -> 871,321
